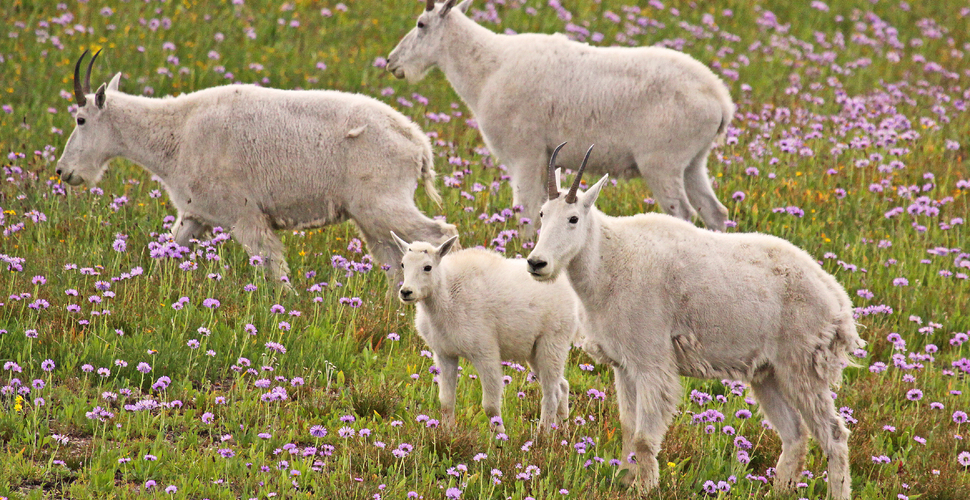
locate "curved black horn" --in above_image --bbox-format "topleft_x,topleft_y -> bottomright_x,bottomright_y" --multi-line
440,0 -> 458,15
547,142 -> 567,200
565,144 -> 594,203
84,48 -> 102,94
425,0 -> 435,11
73,50 -> 89,106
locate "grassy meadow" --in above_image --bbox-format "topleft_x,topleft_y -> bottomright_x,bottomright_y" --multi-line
1,0 -> 969,498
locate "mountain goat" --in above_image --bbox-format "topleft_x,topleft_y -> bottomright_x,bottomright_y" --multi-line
526,144 -> 862,499
392,232 -> 582,434
387,0 -> 734,237
56,50 -> 457,291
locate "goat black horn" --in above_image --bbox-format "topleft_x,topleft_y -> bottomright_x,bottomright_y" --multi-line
84,48 -> 102,94
73,50 -> 89,106
565,144 -> 594,203
547,142 -> 567,200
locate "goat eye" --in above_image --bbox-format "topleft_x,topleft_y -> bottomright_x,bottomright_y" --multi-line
569,216 -> 579,224
539,211 -> 544,218
423,265 -> 432,272
400,263 -> 404,268
417,21 -> 425,28
77,117 -> 86,125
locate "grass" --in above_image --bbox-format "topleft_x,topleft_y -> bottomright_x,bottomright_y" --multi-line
1,0 -> 969,498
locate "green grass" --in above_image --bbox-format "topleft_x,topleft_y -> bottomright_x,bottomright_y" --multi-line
1,0 -> 969,498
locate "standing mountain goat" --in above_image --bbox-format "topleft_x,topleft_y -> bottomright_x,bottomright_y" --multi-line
387,0 -> 734,236
56,50 -> 457,290
392,232 -> 582,434
526,144 -> 862,499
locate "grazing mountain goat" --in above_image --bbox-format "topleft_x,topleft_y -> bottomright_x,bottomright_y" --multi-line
526,144 -> 862,499
55,51 -> 457,291
392,232 -> 583,434
387,0 -> 734,237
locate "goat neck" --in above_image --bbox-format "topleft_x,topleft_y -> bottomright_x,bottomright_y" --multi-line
438,12 -> 503,112
563,209 -> 611,307
105,93 -> 188,181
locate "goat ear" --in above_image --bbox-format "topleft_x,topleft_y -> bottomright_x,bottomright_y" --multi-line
554,167 -> 563,192
94,83 -> 107,109
390,231 -> 410,254
456,0 -> 473,13
581,174 -> 610,210
107,72 -> 122,92
436,235 -> 459,257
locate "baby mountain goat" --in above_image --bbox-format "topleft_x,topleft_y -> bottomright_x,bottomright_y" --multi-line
388,0 -> 734,236
56,50 -> 457,291
392,232 -> 583,434
526,144 -> 863,499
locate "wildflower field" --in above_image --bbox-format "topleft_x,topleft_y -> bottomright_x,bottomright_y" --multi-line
1,0 -> 969,498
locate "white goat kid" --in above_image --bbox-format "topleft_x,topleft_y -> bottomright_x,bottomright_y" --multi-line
392,232 -> 582,434
56,50 -> 457,291
387,0 -> 734,236
526,144 -> 862,499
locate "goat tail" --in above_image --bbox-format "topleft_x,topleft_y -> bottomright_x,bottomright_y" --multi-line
815,312 -> 866,388
420,148 -> 443,208
712,88 -> 736,147
409,120 -> 442,208
399,111 -> 443,208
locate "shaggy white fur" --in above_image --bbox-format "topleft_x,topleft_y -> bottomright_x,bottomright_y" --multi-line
393,233 -> 583,434
56,57 -> 456,291
388,0 -> 734,236
527,147 -> 862,499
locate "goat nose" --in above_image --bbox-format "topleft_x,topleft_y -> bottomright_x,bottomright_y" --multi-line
527,258 -> 547,270
400,289 -> 412,298
55,167 -> 62,175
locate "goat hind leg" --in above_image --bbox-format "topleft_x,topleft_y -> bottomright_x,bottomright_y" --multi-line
473,361 -> 507,434
557,378 -> 570,421
638,157 -> 696,223
350,201 -> 452,299
171,214 -> 209,247
354,225 -> 404,300
509,156 -> 548,240
750,373 -> 810,493
683,150 -> 728,231
792,382 -> 852,500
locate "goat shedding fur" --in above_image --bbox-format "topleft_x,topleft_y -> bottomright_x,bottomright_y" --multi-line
526,149 -> 862,499
56,58 -> 456,291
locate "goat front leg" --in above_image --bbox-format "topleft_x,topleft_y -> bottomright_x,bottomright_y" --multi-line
434,353 -> 460,429
530,337 -> 570,434
626,369 -> 680,493
613,367 -> 638,484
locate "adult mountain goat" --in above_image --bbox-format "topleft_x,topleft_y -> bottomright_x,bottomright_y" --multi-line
56,50 -> 457,290
387,0 -> 734,236
526,144 -> 862,499
392,233 -> 582,435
